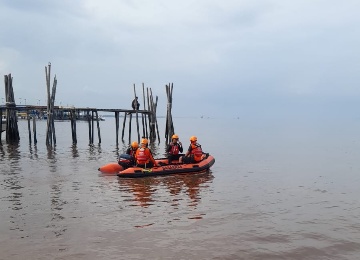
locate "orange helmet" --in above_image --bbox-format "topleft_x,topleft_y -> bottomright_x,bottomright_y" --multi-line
141,138 -> 148,145
131,141 -> 138,149
172,134 -> 179,139
190,136 -> 197,142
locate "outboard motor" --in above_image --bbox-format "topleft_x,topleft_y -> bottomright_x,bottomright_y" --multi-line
118,154 -> 134,169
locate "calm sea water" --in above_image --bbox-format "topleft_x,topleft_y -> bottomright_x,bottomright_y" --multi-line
1,116 -> 360,260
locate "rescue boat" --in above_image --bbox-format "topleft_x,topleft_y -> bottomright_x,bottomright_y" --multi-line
118,154 -> 215,178
98,153 -> 215,178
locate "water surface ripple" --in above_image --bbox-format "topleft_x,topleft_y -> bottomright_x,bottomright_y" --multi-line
1,118 -> 360,259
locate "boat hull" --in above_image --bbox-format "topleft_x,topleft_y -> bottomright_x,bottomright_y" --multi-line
98,163 -> 124,174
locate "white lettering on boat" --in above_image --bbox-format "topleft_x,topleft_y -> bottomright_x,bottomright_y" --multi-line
162,164 -> 183,170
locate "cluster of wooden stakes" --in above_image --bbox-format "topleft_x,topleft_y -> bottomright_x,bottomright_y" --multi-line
1,63 -> 176,148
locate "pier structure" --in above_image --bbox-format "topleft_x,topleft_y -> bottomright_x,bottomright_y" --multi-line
2,69 -> 169,147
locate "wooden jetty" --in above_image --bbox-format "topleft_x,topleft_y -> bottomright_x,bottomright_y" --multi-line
1,67 -> 175,148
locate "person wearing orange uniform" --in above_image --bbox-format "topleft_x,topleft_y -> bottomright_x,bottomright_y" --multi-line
179,136 -> 203,164
125,141 -> 138,165
166,134 -> 183,164
126,141 -> 138,157
135,138 -> 157,168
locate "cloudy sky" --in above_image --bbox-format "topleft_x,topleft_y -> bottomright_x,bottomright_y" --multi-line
1,0 -> 359,118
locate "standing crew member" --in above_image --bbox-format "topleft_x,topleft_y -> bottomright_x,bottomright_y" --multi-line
179,136 -> 203,164
166,134 -> 183,164
135,138 -> 157,168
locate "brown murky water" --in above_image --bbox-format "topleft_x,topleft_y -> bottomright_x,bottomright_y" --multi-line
1,117 -> 360,259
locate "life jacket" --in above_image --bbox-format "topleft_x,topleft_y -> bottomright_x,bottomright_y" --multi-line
169,143 -> 180,155
191,144 -> 203,161
129,149 -> 136,157
136,147 -> 150,164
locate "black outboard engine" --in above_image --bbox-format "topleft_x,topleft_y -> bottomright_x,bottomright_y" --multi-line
118,154 -> 134,169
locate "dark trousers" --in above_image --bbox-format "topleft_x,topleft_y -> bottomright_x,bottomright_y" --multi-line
168,154 -> 181,164
137,161 -> 154,168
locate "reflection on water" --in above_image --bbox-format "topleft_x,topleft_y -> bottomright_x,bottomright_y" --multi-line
118,171 -> 214,211
71,144 -> 79,158
27,143 -> 39,160
1,118 -> 360,259
1,143 -> 25,238
48,181 -> 67,237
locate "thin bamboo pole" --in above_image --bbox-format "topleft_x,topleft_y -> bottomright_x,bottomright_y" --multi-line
0,109 -> 3,142
27,110 -> 32,144
115,111 -> 119,145
121,112 -> 127,141
133,84 -> 140,143
128,113 -> 132,144
142,83 -> 147,138
33,117 -> 37,144
91,110 -> 95,144
87,110 -> 92,144
95,110 -> 101,144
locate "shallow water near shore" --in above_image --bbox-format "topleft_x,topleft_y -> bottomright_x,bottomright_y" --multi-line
1,116 -> 360,259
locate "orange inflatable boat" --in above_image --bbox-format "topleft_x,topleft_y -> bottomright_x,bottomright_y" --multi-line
98,154 -> 215,178
117,154 -> 215,178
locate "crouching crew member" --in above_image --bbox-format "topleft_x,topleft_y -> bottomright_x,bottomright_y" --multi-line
179,136 -> 203,164
166,134 -> 183,164
135,138 -> 158,168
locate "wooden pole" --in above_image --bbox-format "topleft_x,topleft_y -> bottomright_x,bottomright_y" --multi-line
87,110 -> 92,144
95,110 -> 101,144
128,113 -> 132,144
146,87 -> 151,139
0,108 -> 3,142
115,111 -> 119,145
142,83 -> 147,138
121,112 -> 127,141
70,110 -> 77,144
91,110 -> 95,144
33,116 -> 37,145
27,110 -> 32,144
4,74 -> 20,143
133,84 -> 140,143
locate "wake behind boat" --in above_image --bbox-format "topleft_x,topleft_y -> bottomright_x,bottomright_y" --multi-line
98,153 -> 215,178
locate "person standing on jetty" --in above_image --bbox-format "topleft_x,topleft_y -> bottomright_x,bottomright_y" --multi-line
132,97 -> 140,110
166,134 -> 183,164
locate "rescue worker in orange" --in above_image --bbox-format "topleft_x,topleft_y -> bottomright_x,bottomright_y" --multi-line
125,141 -> 138,165
179,136 -> 203,164
135,138 -> 158,168
166,134 -> 183,164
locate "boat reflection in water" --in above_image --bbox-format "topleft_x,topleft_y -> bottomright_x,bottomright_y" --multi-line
118,171 -> 214,211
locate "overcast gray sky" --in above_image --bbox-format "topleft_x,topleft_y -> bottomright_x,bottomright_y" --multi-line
1,0 -> 359,118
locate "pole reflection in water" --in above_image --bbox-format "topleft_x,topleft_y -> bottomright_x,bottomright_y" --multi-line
1,143 -> 25,237
118,171 -> 214,222
47,148 -> 68,237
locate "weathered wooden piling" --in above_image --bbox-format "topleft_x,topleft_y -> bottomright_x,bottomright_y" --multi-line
45,63 -> 57,147
133,84 -> 141,143
142,83 -> 148,138
1,74 -> 174,148
4,74 -> 20,143
0,108 -> 3,140
165,83 -> 175,144
117,84 -> 159,145
120,112 -> 127,142
70,109 -> 77,144
95,110 -> 101,144
33,116 -> 37,144
27,110 -> 31,144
